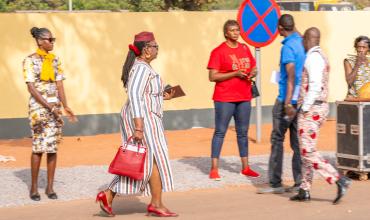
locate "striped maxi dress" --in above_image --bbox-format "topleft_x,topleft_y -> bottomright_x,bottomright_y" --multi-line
109,59 -> 174,196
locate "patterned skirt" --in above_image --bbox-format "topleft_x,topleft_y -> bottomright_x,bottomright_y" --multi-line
29,105 -> 63,153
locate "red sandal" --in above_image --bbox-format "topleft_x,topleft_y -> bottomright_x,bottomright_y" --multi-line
96,191 -> 115,217
147,204 -> 178,217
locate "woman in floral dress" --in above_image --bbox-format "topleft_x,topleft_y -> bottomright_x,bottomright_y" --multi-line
23,27 -> 76,201
344,36 -> 370,97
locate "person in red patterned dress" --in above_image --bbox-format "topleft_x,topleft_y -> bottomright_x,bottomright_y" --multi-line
290,27 -> 351,204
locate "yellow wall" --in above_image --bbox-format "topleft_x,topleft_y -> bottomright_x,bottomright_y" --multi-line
0,11 -> 369,118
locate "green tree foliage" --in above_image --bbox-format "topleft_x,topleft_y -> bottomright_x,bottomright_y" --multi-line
165,0 -> 216,11
6,0 -> 64,11
351,0 -> 370,9
211,0 -> 243,10
0,0 -> 368,12
130,0 -> 165,12
1,0 -> 216,11
0,0 -> 7,12
70,0 -> 131,11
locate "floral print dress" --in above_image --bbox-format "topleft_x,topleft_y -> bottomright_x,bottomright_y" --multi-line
346,56 -> 370,97
23,53 -> 65,153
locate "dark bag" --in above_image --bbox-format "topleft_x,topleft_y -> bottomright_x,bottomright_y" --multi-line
251,80 -> 260,98
108,137 -> 146,180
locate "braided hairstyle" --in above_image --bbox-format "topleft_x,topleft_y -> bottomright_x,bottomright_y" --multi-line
30,27 -> 51,39
121,41 -> 146,88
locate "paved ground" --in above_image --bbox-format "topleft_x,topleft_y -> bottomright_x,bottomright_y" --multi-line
1,182 -> 370,220
0,153 -> 336,207
1,121 -> 370,219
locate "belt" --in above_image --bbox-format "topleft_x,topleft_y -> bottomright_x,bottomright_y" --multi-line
313,100 -> 325,105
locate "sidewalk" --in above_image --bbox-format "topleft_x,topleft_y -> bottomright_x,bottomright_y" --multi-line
0,152 -> 336,207
1,182 -> 369,220
1,121 -> 370,219
0,122 -> 337,168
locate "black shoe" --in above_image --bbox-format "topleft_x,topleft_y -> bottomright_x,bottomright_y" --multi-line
333,176 -> 351,205
46,191 -> 58,200
30,192 -> 41,201
290,188 -> 311,202
285,183 -> 300,193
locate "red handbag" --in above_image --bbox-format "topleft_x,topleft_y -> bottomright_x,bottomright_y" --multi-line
108,137 -> 147,180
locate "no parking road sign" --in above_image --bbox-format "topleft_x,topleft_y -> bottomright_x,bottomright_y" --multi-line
237,0 -> 281,48
237,0 -> 281,143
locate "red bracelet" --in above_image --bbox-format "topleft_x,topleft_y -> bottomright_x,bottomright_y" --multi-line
135,128 -> 143,132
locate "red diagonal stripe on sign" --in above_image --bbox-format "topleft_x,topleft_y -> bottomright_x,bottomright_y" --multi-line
244,2 -> 260,36
260,5 -> 274,37
245,2 -> 274,38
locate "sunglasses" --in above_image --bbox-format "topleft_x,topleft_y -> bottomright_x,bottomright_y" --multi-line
146,44 -> 159,49
40,37 -> 56,43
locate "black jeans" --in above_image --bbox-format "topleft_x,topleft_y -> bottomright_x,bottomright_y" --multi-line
268,99 -> 302,187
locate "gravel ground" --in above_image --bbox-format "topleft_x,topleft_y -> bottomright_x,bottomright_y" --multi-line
0,152 -> 336,208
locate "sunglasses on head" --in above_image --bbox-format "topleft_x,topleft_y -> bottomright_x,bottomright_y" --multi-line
40,37 -> 56,43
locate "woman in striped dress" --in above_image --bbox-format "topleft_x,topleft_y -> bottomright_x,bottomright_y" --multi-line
96,32 -> 177,217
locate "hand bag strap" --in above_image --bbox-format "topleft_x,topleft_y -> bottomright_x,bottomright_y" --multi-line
122,136 -> 145,153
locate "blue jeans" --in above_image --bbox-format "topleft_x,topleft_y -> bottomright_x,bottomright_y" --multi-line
211,101 -> 251,158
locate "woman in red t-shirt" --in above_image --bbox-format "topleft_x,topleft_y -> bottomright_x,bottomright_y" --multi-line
207,20 -> 260,180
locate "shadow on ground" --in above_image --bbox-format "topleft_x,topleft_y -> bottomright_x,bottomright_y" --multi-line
176,156 -> 268,186
13,168 -> 48,191
93,195 -> 147,217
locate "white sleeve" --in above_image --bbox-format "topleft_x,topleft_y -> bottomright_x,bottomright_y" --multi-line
127,64 -> 151,118
301,52 -> 325,112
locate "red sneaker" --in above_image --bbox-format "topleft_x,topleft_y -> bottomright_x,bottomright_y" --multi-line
209,169 -> 221,181
241,166 -> 260,178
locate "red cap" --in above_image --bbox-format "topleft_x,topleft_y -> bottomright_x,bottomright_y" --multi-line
134,31 -> 155,42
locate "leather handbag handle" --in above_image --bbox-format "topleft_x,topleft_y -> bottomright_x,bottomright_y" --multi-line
122,136 -> 145,153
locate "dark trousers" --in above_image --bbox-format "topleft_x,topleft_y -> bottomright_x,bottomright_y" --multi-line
268,99 -> 302,187
211,101 -> 251,158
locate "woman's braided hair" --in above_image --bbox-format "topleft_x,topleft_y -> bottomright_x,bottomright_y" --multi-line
30,27 -> 50,39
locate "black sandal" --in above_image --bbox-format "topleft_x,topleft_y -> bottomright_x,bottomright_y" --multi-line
30,192 -> 41,201
46,191 -> 58,200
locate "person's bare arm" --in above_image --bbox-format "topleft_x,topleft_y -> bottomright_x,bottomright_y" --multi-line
56,81 -> 67,108
27,82 -> 53,110
248,67 -> 257,80
208,69 -> 247,82
27,82 -> 61,117
344,56 -> 365,86
284,63 -> 295,105
133,118 -> 144,143
163,88 -> 175,100
56,80 -> 77,122
284,63 -> 296,118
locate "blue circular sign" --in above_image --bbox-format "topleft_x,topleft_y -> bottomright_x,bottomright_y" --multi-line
237,0 -> 281,47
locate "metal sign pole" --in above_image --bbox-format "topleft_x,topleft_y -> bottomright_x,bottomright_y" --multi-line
69,0 -> 73,12
255,47 -> 262,143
